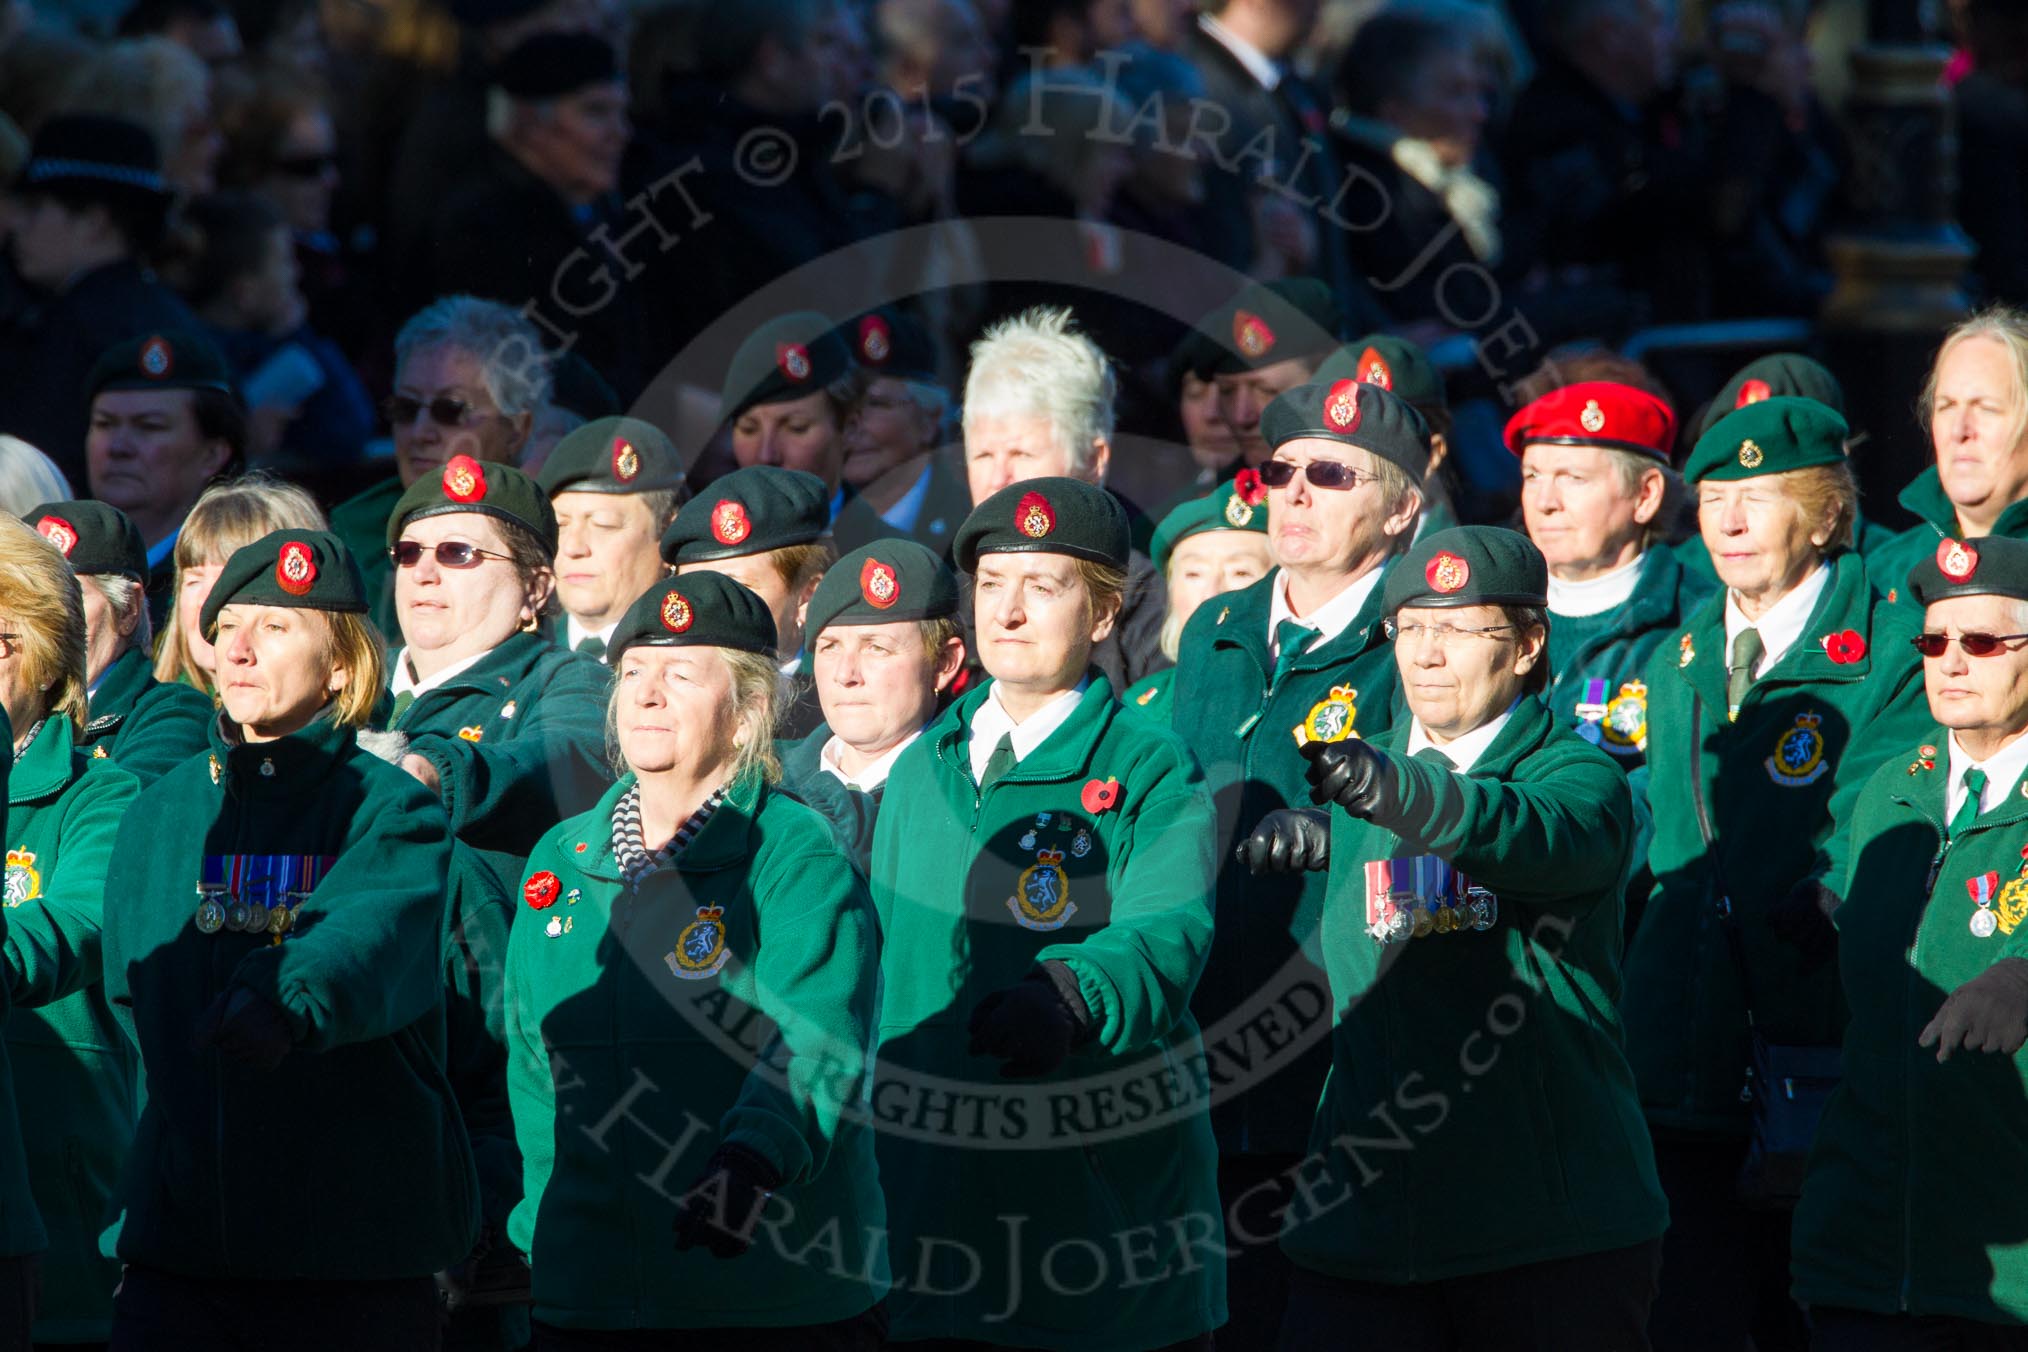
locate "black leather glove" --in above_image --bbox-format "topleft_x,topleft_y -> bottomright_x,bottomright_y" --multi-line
673,1143 -> 784,1258
1236,808 -> 1333,873
967,961 -> 1094,1078
1301,736 -> 1399,819
1766,879 -> 1840,965
191,987 -> 295,1071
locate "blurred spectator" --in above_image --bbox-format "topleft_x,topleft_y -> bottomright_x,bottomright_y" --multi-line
172,192 -> 374,470
0,436 -> 73,516
118,0 -> 245,69
1011,0 -> 1135,66
62,37 -> 223,196
1328,5 -> 1498,330
0,114 -> 196,489
430,30 -> 655,401
1957,0 -> 2028,306
225,0 -> 325,73
834,308 -> 972,555
1109,45 -> 1211,256
0,22 -> 93,140
1129,0 -> 1199,50
520,349 -> 623,478
874,0 -> 998,103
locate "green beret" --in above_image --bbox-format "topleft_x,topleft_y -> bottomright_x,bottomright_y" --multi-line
1262,379 -> 1431,482
388,454 -> 558,553
538,416 -> 687,496
87,330 -> 236,403
1203,278 -> 1341,375
805,539 -> 959,638
1700,353 -> 1846,438
200,529 -> 367,637
608,570 -> 777,662
1315,334 -> 1446,412
1149,475 -> 1269,576
954,477 -> 1129,573
1906,535 -> 2028,608
1384,525 -> 1547,614
720,312 -> 852,420
25,500 -> 145,578
661,466 -> 829,564
1684,396 -> 1848,484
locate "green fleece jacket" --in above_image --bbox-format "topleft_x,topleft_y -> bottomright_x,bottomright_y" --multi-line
0,718 -> 138,1339
1625,552 -> 1931,1135
1281,699 -> 1667,1282
1867,468 -> 2028,605
1166,566 -> 1402,1155
80,647 -> 212,785
506,773 -> 886,1330
869,676 -> 1225,1351
1793,739 -> 2028,1325
775,723 -> 885,875
388,632 -> 612,877
0,708 -> 46,1262
101,713 -> 478,1279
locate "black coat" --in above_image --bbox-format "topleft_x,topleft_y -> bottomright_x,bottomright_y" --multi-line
1958,69 -> 2028,307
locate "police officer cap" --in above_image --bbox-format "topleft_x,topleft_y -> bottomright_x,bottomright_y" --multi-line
1701,353 -> 1846,438
661,466 -> 828,564
1906,535 -> 2028,609
805,539 -> 960,637
1261,379 -> 1431,483
387,454 -> 559,554
721,313 -> 853,420
1315,334 -> 1446,413
1203,277 -> 1342,375
25,500 -> 146,579
954,477 -> 1129,573
1502,381 -> 1677,463
1149,474 -> 1269,577
608,571 -> 778,662
539,416 -> 687,496
1384,526 -> 1548,615
1684,397 -> 1848,485
848,308 -> 939,385
87,330 -> 237,403
201,530 -> 368,638
489,31 -> 620,100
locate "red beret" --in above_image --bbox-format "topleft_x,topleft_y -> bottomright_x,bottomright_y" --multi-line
1502,381 -> 1678,462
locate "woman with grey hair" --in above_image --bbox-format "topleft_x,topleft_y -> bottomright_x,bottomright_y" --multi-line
327,294 -> 553,639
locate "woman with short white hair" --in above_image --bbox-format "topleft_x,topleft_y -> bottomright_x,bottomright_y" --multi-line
0,437 -> 72,517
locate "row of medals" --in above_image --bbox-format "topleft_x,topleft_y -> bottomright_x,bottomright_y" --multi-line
1371,886 -> 1499,944
193,885 -> 299,937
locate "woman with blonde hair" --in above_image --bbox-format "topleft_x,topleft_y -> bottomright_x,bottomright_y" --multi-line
154,472 -> 325,692
506,570 -> 888,1348
0,515 -> 142,1348
101,529 -> 476,1349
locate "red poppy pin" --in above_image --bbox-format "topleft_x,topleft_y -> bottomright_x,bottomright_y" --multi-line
612,437 -> 640,482
33,516 -> 76,558
660,589 -> 693,633
776,342 -> 812,382
857,314 -> 891,364
1016,490 -> 1055,538
1736,378 -> 1774,408
1821,629 -> 1866,664
275,541 -> 317,596
1081,777 -> 1121,814
1324,379 -> 1361,433
1233,309 -> 1275,359
524,871 -> 561,910
1357,345 -> 1393,390
1938,538 -> 1979,582
860,556 -> 899,608
443,454 -> 487,503
712,499 -> 752,546
1233,467 -> 1266,506
1426,551 -> 1469,594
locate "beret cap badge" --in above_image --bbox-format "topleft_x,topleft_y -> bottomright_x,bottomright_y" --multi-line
1358,346 -> 1393,389
275,541 -> 317,596
712,499 -> 752,546
1325,379 -> 1361,432
1233,310 -> 1275,359
1738,439 -> 1765,469
776,343 -> 812,382
860,557 -> 900,608
659,590 -> 693,633
1579,399 -> 1606,434
1017,491 -> 1056,539
1223,492 -> 1254,527
443,454 -> 487,503
1426,551 -> 1470,594
1938,537 -> 1979,582
612,437 -> 640,482
139,336 -> 173,379
34,517 -> 76,557
857,315 -> 891,363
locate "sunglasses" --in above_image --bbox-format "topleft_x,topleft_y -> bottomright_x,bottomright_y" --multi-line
273,152 -> 338,179
1256,459 -> 1381,491
390,541 -> 515,569
1911,631 -> 2028,658
382,395 -> 486,429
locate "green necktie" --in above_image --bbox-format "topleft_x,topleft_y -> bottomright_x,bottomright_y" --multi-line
1726,627 -> 1764,721
575,634 -> 606,661
1271,619 -> 1318,692
978,734 -> 1016,790
1950,766 -> 1988,841
389,690 -> 415,725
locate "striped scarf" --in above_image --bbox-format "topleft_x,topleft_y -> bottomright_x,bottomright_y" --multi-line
612,783 -> 726,892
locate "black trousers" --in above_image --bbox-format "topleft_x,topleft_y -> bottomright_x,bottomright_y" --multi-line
531,1305 -> 885,1352
107,1265 -> 439,1352
1648,1135 -> 1810,1352
1276,1239 -> 1663,1352
1813,1308 -> 2028,1352
1217,1151 -> 1302,1352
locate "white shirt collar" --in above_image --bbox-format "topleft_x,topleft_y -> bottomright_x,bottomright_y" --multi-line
1198,12 -> 1282,90
879,461 -> 935,533
1547,553 -> 1647,619
820,728 -> 921,792
1723,561 -> 1832,678
565,615 -> 620,654
1405,698 -> 1521,775
391,646 -> 492,699
1945,730 -> 2028,824
1267,564 -> 1383,655
968,679 -> 1089,784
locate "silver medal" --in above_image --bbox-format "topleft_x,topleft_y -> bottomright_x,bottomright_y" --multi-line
225,900 -> 251,933
195,898 -> 226,934
1973,907 -> 1999,939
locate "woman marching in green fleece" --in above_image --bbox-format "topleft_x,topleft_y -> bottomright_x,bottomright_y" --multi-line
870,477 -> 1224,1351
505,570 -> 887,1351
1242,525 -> 1666,1350
100,530 -> 478,1351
